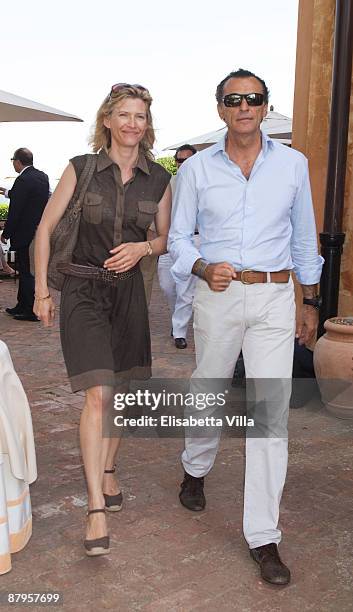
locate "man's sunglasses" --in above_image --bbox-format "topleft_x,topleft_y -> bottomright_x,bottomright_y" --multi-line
175,157 -> 188,164
222,92 -> 264,107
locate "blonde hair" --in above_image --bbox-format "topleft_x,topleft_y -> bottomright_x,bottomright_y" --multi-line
89,85 -> 155,160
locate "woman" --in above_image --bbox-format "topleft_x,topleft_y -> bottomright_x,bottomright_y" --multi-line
34,84 -> 171,556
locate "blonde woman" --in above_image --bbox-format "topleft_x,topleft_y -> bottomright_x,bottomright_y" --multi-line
34,84 -> 171,556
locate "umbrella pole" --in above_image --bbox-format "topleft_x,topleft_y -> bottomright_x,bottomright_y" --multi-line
319,0 -> 353,337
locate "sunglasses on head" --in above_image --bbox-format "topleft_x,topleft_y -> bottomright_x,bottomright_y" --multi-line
109,83 -> 149,98
222,92 -> 264,107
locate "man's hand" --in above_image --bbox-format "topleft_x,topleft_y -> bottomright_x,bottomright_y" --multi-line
204,262 -> 237,291
296,305 -> 319,346
0,187 -> 6,196
104,242 -> 147,272
1,234 -> 7,244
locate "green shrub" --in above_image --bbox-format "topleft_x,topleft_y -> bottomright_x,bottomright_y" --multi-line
156,156 -> 177,175
0,204 -> 9,220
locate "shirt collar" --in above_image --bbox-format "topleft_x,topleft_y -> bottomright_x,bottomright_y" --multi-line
211,129 -> 274,157
18,165 -> 32,176
96,148 -> 150,175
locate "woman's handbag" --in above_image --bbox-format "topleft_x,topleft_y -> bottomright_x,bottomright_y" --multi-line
47,155 -> 97,291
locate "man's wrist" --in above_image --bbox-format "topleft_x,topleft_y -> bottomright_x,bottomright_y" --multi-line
192,258 -> 209,279
301,283 -> 319,299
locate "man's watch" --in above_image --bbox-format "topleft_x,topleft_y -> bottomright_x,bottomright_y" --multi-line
303,296 -> 322,310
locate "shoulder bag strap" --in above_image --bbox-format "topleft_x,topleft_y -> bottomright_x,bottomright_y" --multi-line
71,155 -> 97,213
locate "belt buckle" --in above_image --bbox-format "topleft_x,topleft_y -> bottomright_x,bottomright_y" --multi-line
240,269 -> 253,284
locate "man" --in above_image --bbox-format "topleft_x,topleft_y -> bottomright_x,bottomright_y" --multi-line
158,144 -> 197,348
168,69 -> 323,585
0,148 -> 49,321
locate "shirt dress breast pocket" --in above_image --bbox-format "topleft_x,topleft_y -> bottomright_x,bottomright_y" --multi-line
135,200 -> 158,230
82,192 -> 104,225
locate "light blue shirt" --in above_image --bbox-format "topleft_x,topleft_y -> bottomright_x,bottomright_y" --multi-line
168,132 -> 323,285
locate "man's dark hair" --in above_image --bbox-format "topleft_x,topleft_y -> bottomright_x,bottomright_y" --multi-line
215,68 -> 270,104
13,148 -> 33,166
174,144 -> 197,160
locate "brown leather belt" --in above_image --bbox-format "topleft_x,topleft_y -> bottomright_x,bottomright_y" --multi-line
235,270 -> 290,284
57,262 -> 139,285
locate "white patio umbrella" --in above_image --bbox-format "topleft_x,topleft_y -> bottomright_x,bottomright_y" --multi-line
165,109 -> 292,151
0,89 -> 82,122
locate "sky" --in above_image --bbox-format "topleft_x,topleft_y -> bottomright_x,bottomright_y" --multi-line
0,0 -> 299,188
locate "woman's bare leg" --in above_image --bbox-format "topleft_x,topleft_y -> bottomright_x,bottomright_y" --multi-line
80,385 -> 110,540
103,437 -> 123,495
102,382 -> 128,495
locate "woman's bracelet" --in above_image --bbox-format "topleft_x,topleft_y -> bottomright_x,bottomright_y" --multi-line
35,293 -> 51,300
145,241 -> 153,256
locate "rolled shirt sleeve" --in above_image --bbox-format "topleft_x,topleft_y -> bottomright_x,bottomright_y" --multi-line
290,157 -> 324,285
168,168 -> 202,282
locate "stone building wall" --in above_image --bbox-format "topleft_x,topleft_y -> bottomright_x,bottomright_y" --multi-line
292,0 -> 353,315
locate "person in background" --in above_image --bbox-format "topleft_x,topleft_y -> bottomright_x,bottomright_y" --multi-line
0,340 -> 37,574
0,242 -> 15,278
169,68 -> 323,586
158,144 -> 197,348
0,148 -> 49,321
34,83 -> 171,557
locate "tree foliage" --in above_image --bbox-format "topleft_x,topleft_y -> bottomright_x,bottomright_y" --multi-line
156,156 -> 177,175
0,204 -> 9,220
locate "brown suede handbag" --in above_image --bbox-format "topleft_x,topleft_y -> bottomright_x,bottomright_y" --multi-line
47,154 -> 97,291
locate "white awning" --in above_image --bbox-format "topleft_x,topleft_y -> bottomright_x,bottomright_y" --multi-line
165,110 -> 292,150
0,89 -> 83,123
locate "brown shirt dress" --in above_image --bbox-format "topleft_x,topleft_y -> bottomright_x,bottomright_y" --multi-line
59,149 -> 170,392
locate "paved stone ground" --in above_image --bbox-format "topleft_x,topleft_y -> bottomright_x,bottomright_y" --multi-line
0,276 -> 353,611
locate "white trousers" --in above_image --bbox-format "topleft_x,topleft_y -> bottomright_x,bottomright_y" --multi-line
182,278 -> 296,549
158,253 -> 196,338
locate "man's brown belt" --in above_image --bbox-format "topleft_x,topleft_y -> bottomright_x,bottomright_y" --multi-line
57,262 -> 139,284
234,270 -> 290,284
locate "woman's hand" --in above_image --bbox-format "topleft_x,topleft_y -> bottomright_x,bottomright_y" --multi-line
104,242 -> 147,272
34,296 -> 56,327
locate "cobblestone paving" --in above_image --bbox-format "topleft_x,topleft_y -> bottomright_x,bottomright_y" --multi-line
0,276 -> 353,611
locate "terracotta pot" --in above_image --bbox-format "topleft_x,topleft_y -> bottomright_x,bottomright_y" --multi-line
314,317 -> 353,418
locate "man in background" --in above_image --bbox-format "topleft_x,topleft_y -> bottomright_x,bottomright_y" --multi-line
0,148 -> 49,321
158,144 -> 197,349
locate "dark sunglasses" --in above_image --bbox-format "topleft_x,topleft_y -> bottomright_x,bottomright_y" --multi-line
175,157 -> 189,164
222,92 -> 264,107
10,157 -> 17,161
109,83 -> 149,98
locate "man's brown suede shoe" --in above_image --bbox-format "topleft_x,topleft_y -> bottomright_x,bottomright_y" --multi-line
250,543 -> 290,585
179,471 -> 205,511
